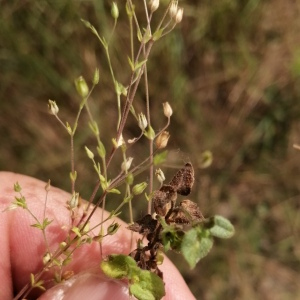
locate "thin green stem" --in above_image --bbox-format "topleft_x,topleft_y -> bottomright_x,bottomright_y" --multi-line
70,135 -> 75,193
142,45 -> 154,214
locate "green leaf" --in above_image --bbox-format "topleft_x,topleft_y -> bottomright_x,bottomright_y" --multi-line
161,228 -> 184,252
101,254 -> 138,279
70,170 -> 77,182
71,227 -> 82,237
209,215 -> 235,239
153,150 -> 168,165
107,188 -> 121,194
127,56 -> 135,71
31,222 -> 42,229
181,227 -> 213,268
134,59 -> 148,71
81,19 -> 99,38
42,218 -> 53,229
130,270 -> 165,300
142,28 -> 152,43
152,29 -> 164,41
62,256 -> 72,266
137,29 -> 143,42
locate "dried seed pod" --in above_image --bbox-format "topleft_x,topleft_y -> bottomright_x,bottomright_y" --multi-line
127,214 -> 158,235
169,163 -> 195,196
152,184 -> 177,216
168,199 -> 203,224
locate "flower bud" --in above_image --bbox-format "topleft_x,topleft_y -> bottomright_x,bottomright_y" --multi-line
163,102 -> 173,118
107,222 -> 120,235
68,192 -> 80,209
111,2 -> 119,20
70,171 -> 77,182
126,173 -> 134,185
113,134 -> 125,148
155,131 -> 170,149
169,1 -> 178,19
14,182 -> 22,192
75,76 -> 89,98
155,168 -> 165,184
132,182 -> 148,195
85,146 -> 94,160
138,113 -> 148,131
149,0 -> 159,12
43,252 -> 51,265
145,125 -> 155,140
97,142 -> 106,158
93,68 -> 100,85
48,100 -> 59,115
175,7 -> 184,24
45,180 -> 51,192
121,157 -> 133,172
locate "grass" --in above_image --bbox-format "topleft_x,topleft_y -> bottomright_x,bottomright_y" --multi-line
1,0 -> 300,299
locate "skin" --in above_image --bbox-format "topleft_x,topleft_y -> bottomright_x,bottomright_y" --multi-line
0,172 -> 196,300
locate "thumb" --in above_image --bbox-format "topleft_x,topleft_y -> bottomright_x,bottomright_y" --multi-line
38,272 -> 130,300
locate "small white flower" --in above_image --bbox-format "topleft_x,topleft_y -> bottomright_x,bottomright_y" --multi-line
138,113 -> 148,131
48,100 -> 59,115
115,134 -> 125,148
169,1 -> 178,19
175,7 -> 184,24
155,131 -> 170,149
155,168 -> 166,184
121,157 -> 133,172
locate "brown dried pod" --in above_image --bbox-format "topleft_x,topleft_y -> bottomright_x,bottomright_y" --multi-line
168,199 -> 203,224
169,163 -> 195,196
152,184 -> 177,216
127,214 -> 158,235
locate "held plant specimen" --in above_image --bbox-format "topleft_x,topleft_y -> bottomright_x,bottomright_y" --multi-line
5,1 -> 234,300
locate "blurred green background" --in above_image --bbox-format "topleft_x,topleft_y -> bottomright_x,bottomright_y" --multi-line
1,0 -> 300,299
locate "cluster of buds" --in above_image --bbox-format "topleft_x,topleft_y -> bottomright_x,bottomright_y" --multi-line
149,0 -> 183,23
169,1 -> 184,24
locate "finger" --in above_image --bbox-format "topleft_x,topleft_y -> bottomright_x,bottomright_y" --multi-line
38,272 -> 130,300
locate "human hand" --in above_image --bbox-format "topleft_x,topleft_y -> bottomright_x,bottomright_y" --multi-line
0,172 -> 196,300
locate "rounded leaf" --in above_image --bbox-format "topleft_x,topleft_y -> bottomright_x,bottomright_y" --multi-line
101,254 -> 138,279
130,270 -> 165,300
181,227 -> 213,269
209,215 -> 235,239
